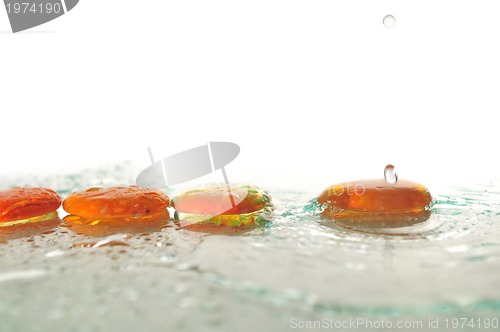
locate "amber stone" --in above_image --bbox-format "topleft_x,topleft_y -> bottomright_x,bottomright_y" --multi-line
318,179 -> 432,224
63,186 -> 170,224
0,187 -> 61,226
172,185 -> 272,227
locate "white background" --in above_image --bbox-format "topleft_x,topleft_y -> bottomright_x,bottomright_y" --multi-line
1,0 -> 500,192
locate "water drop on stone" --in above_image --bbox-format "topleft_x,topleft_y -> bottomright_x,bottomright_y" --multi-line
384,164 -> 398,184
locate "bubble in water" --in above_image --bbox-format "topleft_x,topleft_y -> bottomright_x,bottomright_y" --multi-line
384,164 -> 398,184
383,15 -> 396,28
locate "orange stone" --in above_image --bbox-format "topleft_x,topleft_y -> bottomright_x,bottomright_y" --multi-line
0,187 -> 61,226
63,186 -> 170,224
172,185 -> 269,215
172,185 -> 272,227
318,179 -> 432,224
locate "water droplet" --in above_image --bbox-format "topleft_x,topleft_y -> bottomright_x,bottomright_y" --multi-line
70,234 -> 132,248
383,15 -> 396,28
176,262 -> 199,271
0,270 -> 47,284
45,249 -> 65,258
446,245 -> 468,253
384,164 -> 398,184
159,252 -> 177,264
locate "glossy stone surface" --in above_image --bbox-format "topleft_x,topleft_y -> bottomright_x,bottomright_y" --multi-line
172,185 -> 272,227
0,188 -> 61,226
63,186 -> 170,224
318,179 -> 432,224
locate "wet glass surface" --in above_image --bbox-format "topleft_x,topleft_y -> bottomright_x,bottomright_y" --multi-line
1,164 -> 499,331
